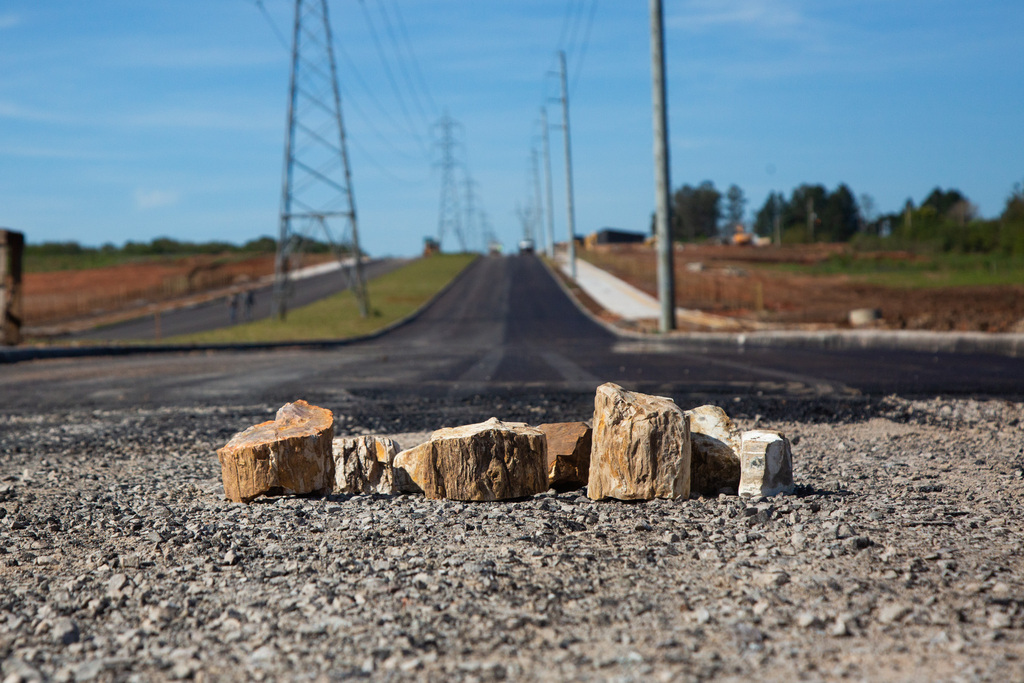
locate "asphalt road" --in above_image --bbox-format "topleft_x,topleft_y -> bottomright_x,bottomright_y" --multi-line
68,258 -> 404,341
2,253 -> 1023,412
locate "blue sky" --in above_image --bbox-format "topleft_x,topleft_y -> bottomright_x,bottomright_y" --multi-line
1,1 -> 1022,257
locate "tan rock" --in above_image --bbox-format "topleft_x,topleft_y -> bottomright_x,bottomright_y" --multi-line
332,436 -> 401,495
685,405 -> 741,496
393,441 -> 431,494
393,417 -> 548,501
217,400 -> 335,504
738,430 -> 795,498
537,422 -> 592,490
588,383 -> 690,501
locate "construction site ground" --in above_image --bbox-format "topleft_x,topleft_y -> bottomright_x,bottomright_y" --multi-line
579,244 -> 1024,334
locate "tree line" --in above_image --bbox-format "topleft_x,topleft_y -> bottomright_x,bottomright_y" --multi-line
667,180 -> 1024,255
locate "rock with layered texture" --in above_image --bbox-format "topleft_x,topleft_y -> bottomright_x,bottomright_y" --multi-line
333,436 -> 401,495
392,417 -> 547,501
738,430 -> 795,498
217,400 -> 335,504
588,383 -> 690,501
685,405 -> 742,496
537,422 -> 592,490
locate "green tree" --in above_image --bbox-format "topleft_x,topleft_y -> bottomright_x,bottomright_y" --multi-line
819,183 -> 860,242
785,184 -> 827,242
723,184 -> 746,231
753,192 -> 785,238
671,180 -> 721,241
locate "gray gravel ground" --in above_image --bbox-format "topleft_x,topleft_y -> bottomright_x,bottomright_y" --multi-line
2,391 -> 1023,682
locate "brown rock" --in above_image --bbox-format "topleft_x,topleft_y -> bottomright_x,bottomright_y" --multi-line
588,383 -> 690,501
738,430 -> 795,498
332,436 -> 401,495
393,417 -> 547,501
685,405 -> 741,496
217,400 -> 335,504
537,422 -> 592,490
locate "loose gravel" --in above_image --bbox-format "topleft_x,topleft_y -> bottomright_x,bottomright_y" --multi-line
2,391 -> 1023,682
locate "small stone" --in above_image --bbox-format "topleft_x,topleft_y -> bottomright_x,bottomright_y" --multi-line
393,418 -> 547,501
988,611 -> 1012,630
877,603 -> 911,625
107,573 -> 128,596
738,430 -> 795,498
830,613 -> 855,637
753,570 -> 790,588
685,405 -> 741,496
537,422 -> 592,491
733,622 -> 764,650
217,400 -> 335,504
588,383 -> 690,501
332,435 -> 401,495
52,617 -> 80,646
223,550 -> 238,566
797,612 -> 823,629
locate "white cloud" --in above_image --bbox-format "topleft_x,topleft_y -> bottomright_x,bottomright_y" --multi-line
0,101 -> 68,124
135,189 -> 180,210
0,13 -> 20,30
668,0 -> 809,32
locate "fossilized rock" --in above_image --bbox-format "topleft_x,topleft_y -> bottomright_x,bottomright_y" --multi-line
217,400 -> 334,504
588,383 -> 690,501
738,430 -> 795,498
685,405 -> 741,496
332,435 -> 401,495
392,417 -> 547,501
537,422 -> 592,490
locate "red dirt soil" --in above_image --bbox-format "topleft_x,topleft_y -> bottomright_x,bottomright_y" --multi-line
22,253 -> 330,326
583,244 -> 1024,333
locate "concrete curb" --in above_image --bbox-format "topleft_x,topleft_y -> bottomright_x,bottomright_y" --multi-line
540,256 -> 1024,358
0,255 -> 480,365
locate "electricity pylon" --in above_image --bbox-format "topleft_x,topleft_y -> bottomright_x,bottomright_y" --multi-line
274,0 -> 368,320
434,112 -> 466,252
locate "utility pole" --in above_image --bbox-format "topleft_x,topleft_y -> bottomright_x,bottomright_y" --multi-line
435,111 -> 466,252
558,51 -> 578,278
540,107 -> 556,259
274,0 -> 368,320
650,0 -> 675,332
463,175 -> 479,253
531,147 -> 545,253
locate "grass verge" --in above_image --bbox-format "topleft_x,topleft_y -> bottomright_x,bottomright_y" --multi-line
166,253 -> 476,344
761,252 -> 1024,288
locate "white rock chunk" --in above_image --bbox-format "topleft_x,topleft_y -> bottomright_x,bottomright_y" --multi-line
738,430 -> 795,498
332,436 -> 401,495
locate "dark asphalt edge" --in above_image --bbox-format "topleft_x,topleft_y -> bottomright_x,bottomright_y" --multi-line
539,257 -> 1024,359
0,255 -> 480,365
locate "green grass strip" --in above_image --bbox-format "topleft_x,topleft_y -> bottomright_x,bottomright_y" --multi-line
167,253 -> 476,344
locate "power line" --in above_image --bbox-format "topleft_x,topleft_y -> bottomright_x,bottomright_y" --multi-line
248,0 -> 291,51
374,0 -> 434,128
570,0 -> 599,94
356,0 -> 430,156
387,0 -> 439,118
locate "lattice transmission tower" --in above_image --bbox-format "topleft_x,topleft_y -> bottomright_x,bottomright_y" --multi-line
434,112 -> 466,252
274,0 -> 368,319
